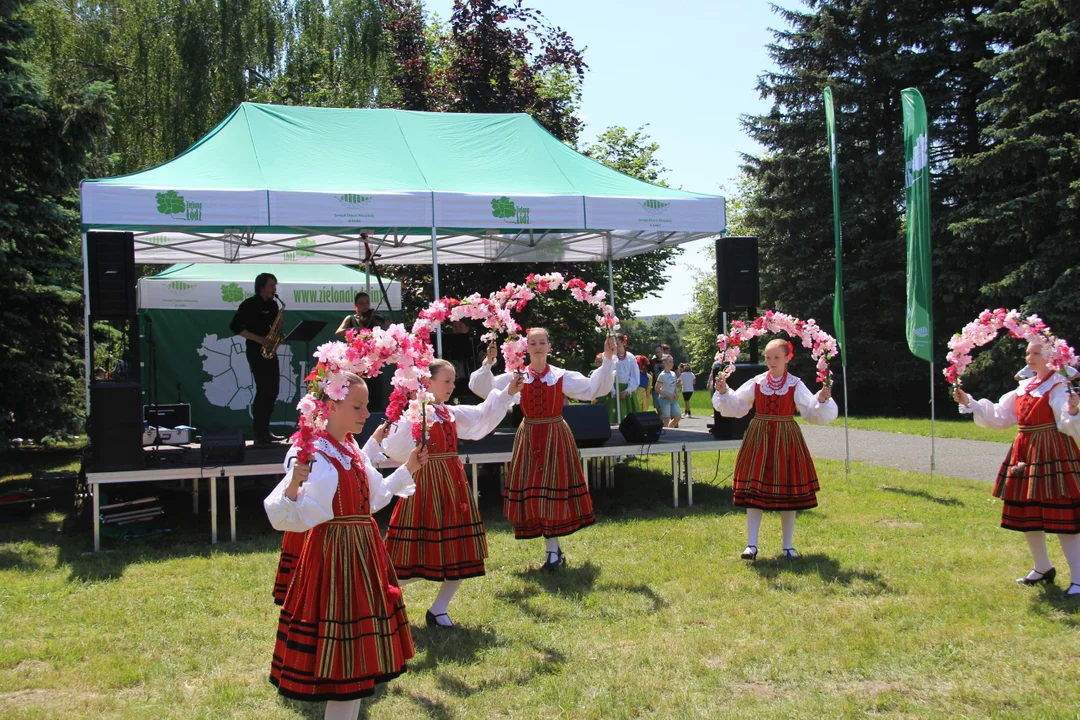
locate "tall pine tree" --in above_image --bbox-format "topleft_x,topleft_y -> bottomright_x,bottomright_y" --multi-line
1,0 -> 112,444
951,0 -> 1080,399
741,0 -> 998,413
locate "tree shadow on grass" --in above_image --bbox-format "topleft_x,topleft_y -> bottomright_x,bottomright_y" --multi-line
750,552 -> 890,595
0,478 -> 295,583
880,486 -> 964,507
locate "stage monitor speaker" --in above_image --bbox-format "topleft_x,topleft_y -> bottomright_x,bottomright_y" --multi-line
709,363 -> 767,440
89,381 -> 144,471
715,236 -> 759,311
88,231 -> 137,320
563,404 -> 611,448
356,412 -> 387,448
619,411 -> 664,444
201,428 -> 245,466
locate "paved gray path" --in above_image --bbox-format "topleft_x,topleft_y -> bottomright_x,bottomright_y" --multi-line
675,411 -> 1008,482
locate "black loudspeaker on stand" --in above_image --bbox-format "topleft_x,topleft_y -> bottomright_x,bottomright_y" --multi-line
620,411 -> 663,444
89,382 -> 144,470
88,231 -> 137,319
87,231 -> 144,471
715,236 -> 759,312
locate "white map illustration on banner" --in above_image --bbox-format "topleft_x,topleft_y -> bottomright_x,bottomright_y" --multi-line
198,335 -> 296,414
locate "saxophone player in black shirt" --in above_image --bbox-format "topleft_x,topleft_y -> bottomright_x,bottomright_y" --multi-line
230,273 -> 282,445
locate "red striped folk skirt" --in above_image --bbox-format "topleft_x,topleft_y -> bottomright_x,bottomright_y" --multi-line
270,516 -> 414,701
504,416 -> 595,539
994,423 -> 1080,534
385,453 -> 488,581
273,531 -> 306,606
732,414 -> 820,511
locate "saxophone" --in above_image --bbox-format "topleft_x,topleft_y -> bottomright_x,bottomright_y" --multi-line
262,294 -> 285,359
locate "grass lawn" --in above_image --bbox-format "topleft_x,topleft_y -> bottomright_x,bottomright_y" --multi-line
3,452 -> 1079,718
685,391 -> 1016,443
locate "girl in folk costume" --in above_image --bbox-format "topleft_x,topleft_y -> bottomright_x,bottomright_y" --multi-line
380,359 -> 523,628
954,342 -> 1080,596
604,335 -> 639,424
713,338 -> 837,560
471,329 -> 617,569
264,373 -> 428,720
272,423 -> 391,605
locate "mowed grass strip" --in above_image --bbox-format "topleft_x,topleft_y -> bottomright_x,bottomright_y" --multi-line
2,453 -> 1078,719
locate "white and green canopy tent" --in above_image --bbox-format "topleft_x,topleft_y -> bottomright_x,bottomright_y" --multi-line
80,103 -> 726,414
136,264 -> 400,437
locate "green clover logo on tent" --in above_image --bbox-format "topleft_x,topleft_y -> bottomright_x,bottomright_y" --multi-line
641,200 -> 670,215
491,196 -> 530,225
296,238 -> 317,257
221,283 -> 245,303
156,190 -> 186,218
338,194 -> 373,209
155,190 -> 202,220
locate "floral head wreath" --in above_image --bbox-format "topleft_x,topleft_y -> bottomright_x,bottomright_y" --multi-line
290,324 -> 437,463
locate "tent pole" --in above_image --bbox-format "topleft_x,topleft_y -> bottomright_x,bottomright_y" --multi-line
608,256 -> 619,421
82,232 -> 91,414
431,226 -> 442,357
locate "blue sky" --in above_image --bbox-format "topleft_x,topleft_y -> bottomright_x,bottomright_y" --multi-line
423,0 -> 793,316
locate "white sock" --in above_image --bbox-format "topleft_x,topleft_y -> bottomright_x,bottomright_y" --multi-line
428,580 -> 462,625
746,509 -> 763,548
545,537 -> 561,555
1057,533 -> 1080,592
397,577 -> 420,587
1023,531 -> 1054,577
324,699 -> 361,720
781,511 -> 796,549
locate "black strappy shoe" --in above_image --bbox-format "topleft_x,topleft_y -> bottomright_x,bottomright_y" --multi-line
541,549 -> 566,571
740,545 -> 758,561
1016,567 -> 1056,586
1064,582 -> 1080,598
425,610 -> 455,628
782,547 -> 799,559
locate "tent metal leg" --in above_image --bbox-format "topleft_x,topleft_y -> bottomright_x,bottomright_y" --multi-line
607,257 -> 619,420
431,225 -> 442,357
229,476 -> 236,543
93,483 -> 100,551
211,476 -> 218,544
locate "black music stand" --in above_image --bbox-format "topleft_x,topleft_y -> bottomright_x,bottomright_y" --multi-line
286,320 -> 328,371
286,320 -> 329,433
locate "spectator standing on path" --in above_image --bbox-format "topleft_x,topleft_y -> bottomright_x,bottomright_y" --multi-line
679,363 -> 696,417
655,355 -> 682,428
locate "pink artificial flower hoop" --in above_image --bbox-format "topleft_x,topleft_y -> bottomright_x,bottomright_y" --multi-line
465,272 -> 621,372
944,308 -> 1077,387
715,310 -> 839,386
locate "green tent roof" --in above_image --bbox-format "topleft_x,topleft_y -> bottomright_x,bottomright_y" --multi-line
81,104 -> 725,265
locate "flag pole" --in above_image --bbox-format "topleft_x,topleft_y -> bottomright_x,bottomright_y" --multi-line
930,361 -> 936,479
838,367 -> 846,472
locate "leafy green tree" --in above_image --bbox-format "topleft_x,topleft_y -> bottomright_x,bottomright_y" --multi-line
380,2 -> 677,368
1,0 -> 112,443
